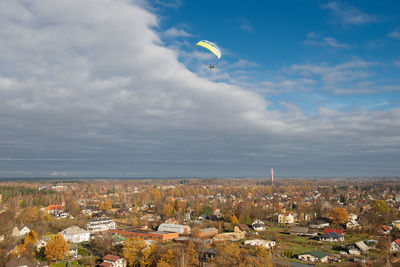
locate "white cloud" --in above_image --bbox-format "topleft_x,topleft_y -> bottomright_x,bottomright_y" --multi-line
322,1 -> 377,26
0,0 -> 400,177
389,30 -> 400,39
163,27 -> 193,38
305,36 -> 350,48
236,18 -> 253,32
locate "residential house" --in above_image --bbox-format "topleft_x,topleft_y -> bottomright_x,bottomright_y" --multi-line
391,239 -> 400,252
278,213 -> 295,225
319,232 -> 344,242
46,204 -> 64,216
347,241 -> 369,255
251,220 -> 265,231
392,220 -> 400,230
35,240 -> 47,250
309,219 -> 329,229
378,225 -> 391,235
59,226 -> 90,243
289,226 -> 317,237
116,208 -> 129,216
86,219 -> 116,233
323,229 -> 344,235
11,225 -> 30,237
298,251 -> 329,263
93,210 -> 108,219
348,213 -> 358,221
100,254 -> 126,267
238,224 -> 251,234
213,226 -> 245,241
244,239 -> 276,249
346,220 -> 361,230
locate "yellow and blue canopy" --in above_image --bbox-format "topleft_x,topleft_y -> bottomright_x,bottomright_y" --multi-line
196,40 -> 221,59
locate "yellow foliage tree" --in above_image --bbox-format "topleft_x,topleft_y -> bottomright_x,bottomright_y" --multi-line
184,241 -> 199,267
24,230 -> 38,246
329,207 -> 349,224
255,246 -> 273,267
104,199 -> 113,210
215,243 -> 241,266
231,215 -> 239,225
373,200 -> 389,215
11,244 -> 26,257
44,234 -> 69,262
123,237 -> 154,267
163,203 -> 174,219
158,248 -> 174,265
17,207 -> 39,224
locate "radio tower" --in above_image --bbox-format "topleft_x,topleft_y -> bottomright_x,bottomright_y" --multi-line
271,168 -> 274,184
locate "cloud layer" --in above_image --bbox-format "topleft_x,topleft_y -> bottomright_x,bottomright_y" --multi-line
0,0 -> 400,177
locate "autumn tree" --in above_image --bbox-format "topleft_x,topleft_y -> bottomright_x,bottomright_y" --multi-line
156,248 -> 175,267
184,241 -> 199,267
231,215 -> 239,225
17,207 -> 39,224
104,199 -> 113,210
373,200 -> 389,216
123,237 -> 154,266
44,234 -> 69,262
329,207 -> 349,224
11,244 -> 26,257
163,202 -> 174,219
24,230 -> 38,246
214,243 -> 241,266
255,246 -> 273,267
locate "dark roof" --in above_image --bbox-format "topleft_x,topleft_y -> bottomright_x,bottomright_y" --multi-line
321,232 -> 344,239
238,224 -> 251,232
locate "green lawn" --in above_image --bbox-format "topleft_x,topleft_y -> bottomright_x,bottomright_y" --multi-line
78,247 -> 90,256
50,261 -> 80,267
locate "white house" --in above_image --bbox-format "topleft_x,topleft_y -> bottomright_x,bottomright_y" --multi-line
12,226 -> 30,237
158,223 -> 190,235
36,239 -> 47,249
59,226 -> 90,243
86,219 -> 116,233
100,254 -> 127,267
244,239 -> 275,249
252,220 -> 265,231
298,251 -> 329,263
346,220 -> 360,230
391,239 -> 400,252
348,213 -> 358,221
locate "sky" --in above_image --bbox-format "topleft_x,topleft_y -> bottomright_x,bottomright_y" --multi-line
0,0 -> 400,178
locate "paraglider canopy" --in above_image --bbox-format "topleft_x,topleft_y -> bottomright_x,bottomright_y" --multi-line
196,40 -> 221,59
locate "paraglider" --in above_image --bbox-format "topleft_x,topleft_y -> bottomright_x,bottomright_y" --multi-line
195,40 -> 221,69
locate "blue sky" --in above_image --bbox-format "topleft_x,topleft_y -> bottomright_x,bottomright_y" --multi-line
0,0 -> 400,178
157,0 -> 400,113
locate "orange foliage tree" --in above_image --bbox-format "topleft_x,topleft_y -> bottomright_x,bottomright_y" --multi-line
329,207 -> 349,224
44,234 -> 69,262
